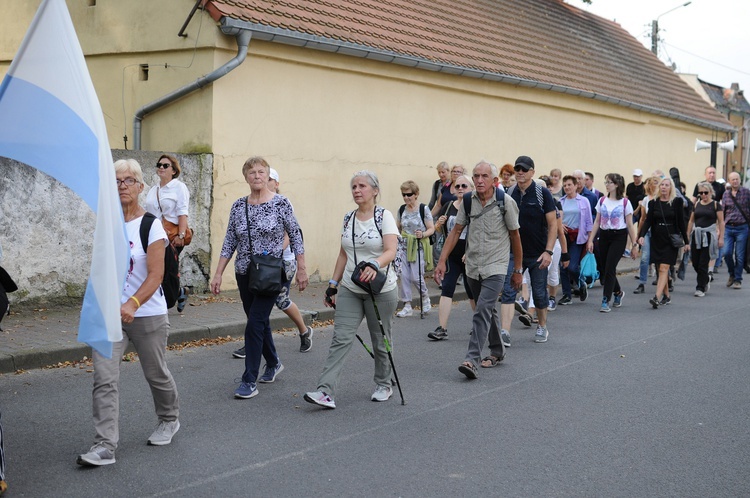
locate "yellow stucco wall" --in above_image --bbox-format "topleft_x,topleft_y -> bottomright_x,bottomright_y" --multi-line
1,1 -> 730,291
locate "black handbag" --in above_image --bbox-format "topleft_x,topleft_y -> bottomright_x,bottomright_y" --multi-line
350,208 -> 389,295
244,200 -> 285,297
658,201 -> 685,249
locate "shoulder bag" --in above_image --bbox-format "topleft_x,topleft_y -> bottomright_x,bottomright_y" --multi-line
658,200 -> 685,249
157,187 -> 194,245
244,199 -> 285,296
350,206 -> 388,295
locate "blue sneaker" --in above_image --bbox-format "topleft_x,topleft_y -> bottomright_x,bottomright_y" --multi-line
600,297 -> 611,313
258,363 -> 284,383
234,382 -> 258,399
613,291 -> 623,308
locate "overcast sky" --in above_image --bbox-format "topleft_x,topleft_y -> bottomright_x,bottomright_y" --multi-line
575,0 -> 750,93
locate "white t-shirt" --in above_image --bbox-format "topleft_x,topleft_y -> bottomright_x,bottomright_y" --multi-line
599,197 -> 633,230
145,179 -> 190,224
122,215 -> 169,317
341,210 -> 399,294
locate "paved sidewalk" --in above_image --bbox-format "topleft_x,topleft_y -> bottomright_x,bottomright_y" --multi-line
0,258 -> 639,373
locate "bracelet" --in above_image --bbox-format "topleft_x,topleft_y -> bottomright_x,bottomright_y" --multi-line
369,260 -> 381,270
128,295 -> 141,308
328,279 -> 339,287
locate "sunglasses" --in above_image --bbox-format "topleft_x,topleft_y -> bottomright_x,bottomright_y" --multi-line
402,192 -> 415,197
454,183 -> 469,189
513,166 -> 530,172
156,162 -> 172,169
698,191 -> 710,195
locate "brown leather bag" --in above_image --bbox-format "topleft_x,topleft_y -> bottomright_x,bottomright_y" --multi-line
157,187 -> 193,245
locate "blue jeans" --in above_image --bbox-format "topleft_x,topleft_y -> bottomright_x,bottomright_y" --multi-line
560,242 -> 585,298
236,273 -> 280,384
638,231 -> 651,284
501,254 -> 548,306
724,224 -> 748,282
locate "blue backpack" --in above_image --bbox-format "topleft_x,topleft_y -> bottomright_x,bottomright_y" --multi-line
579,252 -> 599,289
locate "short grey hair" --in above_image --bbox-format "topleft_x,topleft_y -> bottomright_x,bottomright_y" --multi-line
114,158 -> 145,185
351,170 -> 380,199
474,160 -> 498,178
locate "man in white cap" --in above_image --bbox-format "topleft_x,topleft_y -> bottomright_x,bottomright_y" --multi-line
626,169 -> 645,218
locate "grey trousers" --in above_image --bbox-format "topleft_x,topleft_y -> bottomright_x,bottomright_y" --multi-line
91,314 -> 179,450
317,286 -> 399,399
465,274 -> 506,367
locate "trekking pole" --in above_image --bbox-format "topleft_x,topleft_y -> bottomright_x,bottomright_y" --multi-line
367,287 -> 406,405
356,334 -> 375,359
417,237 -> 424,319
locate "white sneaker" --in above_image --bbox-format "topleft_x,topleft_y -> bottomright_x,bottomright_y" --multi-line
396,305 -> 413,317
371,385 -> 393,402
304,391 -> 336,409
77,443 -> 115,466
148,420 -> 180,446
421,300 -> 431,313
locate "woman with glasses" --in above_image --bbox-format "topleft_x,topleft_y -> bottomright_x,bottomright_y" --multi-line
78,159 -> 180,467
687,182 -> 724,297
586,173 -> 639,312
145,154 -> 191,312
429,175 -> 475,340
638,177 -> 688,308
396,181 -> 435,317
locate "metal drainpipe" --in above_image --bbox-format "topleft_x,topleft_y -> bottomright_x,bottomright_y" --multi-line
133,27 -> 252,150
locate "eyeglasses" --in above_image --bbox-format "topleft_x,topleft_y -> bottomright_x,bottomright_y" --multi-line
454,183 -> 469,189
116,178 -> 139,187
513,166 -> 530,172
402,192 -> 415,197
156,162 -> 172,169
698,191 -> 710,196
604,181 -> 614,185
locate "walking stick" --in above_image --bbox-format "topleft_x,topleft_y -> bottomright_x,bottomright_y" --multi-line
367,286 -> 406,405
417,237 -> 424,319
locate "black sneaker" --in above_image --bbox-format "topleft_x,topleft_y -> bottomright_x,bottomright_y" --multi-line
660,295 -> 672,306
428,326 -> 448,341
580,285 -> 588,302
176,286 -> 189,313
558,295 -> 572,305
649,296 -> 660,309
232,346 -> 246,359
299,326 -> 313,352
633,284 -> 645,294
518,313 -> 533,327
668,279 -> 674,292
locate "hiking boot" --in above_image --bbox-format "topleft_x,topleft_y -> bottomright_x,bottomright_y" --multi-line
371,385 -> 393,402
259,363 -> 284,383
600,297 -> 611,313
148,420 -> 180,446
580,285 -> 588,302
547,297 -> 557,311
299,326 -> 313,353
232,346 -> 246,359
428,326 -> 448,341
501,329 -> 511,348
234,382 -> 258,399
534,325 -> 549,343
633,284 -> 645,294
304,391 -> 336,409
558,295 -> 572,305
77,443 -> 115,466
613,291 -> 624,308
396,304 -> 413,317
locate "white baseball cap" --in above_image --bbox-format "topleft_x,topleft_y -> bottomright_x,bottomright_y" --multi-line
269,168 -> 280,182
633,169 -> 643,176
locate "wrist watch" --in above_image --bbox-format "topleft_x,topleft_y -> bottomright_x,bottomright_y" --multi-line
545,249 -> 554,256
178,232 -> 185,239
512,268 -> 523,274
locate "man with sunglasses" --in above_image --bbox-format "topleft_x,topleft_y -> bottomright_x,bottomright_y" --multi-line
499,156 -> 558,344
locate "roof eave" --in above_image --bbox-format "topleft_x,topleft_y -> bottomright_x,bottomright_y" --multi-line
221,18 -> 735,133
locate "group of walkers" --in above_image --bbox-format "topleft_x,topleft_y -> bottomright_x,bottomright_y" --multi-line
75,154 -> 750,470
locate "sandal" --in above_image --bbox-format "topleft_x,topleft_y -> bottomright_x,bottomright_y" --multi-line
458,361 -> 478,379
480,355 -> 503,368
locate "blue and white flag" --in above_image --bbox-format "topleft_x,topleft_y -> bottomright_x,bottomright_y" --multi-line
0,0 -> 127,358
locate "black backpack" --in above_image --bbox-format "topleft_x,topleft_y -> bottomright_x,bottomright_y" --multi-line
139,213 -> 180,309
398,203 -> 436,244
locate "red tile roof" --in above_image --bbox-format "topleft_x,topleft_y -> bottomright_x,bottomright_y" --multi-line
202,0 -> 732,130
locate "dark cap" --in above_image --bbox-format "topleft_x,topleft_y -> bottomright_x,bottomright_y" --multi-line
514,155 -> 535,171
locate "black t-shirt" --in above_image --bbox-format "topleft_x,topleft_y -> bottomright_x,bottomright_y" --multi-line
693,200 -> 720,228
693,181 -> 725,204
509,183 -> 557,259
626,182 -> 645,210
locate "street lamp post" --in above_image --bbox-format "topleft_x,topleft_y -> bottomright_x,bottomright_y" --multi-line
650,1 -> 692,56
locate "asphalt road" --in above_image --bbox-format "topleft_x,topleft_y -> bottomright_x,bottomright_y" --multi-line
3,278 -> 750,497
